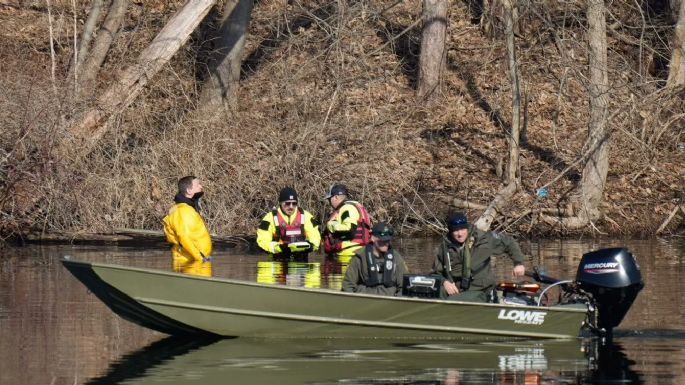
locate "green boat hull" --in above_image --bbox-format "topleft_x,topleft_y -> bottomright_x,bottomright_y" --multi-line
62,258 -> 587,339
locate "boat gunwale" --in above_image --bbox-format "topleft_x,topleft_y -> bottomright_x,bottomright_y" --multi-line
62,257 -> 588,314
137,296 -> 582,339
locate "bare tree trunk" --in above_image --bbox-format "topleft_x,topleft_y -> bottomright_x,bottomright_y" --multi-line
78,0 -> 128,95
46,0 -> 58,96
198,0 -> 253,110
502,0 -> 520,184
469,0 -> 521,231
60,0 -> 217,160
480,0 -> 518,38
578,0 -> 610,219
69,0 -> 105,82
667,0 -> 685,87
540,0 -> 609,230
417,0 -> 447,100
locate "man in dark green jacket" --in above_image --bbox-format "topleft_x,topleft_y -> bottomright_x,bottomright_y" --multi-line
433,212 -> 526,302
342,222 -> 408,296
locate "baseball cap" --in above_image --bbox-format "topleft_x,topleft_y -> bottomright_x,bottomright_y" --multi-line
447,212 -> 468,231
324,184 -> 348,199
371,222 -> 394,241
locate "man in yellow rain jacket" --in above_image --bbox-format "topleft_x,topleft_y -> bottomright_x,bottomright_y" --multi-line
256,187 -> 321,261
163,176 -> 212,277
322,184 -> 371,261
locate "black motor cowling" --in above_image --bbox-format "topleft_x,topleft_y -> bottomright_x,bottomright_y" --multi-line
575,248 -> 644,333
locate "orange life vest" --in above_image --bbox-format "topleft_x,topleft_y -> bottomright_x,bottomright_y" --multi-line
273,208 -> 306,244
323,200 -> 371,253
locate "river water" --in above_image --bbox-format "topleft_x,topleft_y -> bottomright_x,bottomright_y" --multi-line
1,237 -> 684,385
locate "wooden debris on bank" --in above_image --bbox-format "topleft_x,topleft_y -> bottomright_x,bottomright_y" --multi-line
22,228 -> 250,248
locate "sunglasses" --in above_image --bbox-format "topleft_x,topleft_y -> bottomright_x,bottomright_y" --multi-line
448,218 -> 467,226
283,201 -> 298,207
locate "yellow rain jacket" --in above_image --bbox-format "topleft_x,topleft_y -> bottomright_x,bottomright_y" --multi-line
163,202 -> 212,265
323,200 -> 370,258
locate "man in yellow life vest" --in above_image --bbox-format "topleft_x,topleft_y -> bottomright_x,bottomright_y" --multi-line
256,187 -> 321,261
162,176 -> 212,277
322,184 -> 372,261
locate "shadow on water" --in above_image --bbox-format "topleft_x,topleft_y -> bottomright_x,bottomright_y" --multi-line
84,336 -> 642,385
85,336 -> 222,385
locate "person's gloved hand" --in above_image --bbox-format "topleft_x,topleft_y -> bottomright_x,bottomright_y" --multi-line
270,242 -> 283,254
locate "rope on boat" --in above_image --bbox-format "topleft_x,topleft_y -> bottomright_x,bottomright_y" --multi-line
537,280 -> 573,306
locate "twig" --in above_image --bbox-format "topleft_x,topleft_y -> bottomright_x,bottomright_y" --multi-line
496,209 -> 532,232
367,17 -> 422,57
603,214 -> 621,231
656,204 -> 683,234
378,0 -> 404,16
322,85 -> 339,127
451,198 -> 487,210
401,196 -> 445,234
607,21 -> 662,58
536,109 -> 621,193
71,0 -> 78,88
650,113 -> 685,146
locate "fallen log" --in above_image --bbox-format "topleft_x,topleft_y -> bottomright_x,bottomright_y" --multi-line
114,228 -> 250,247
20,228 -> 249,248
60,0 -> 217,160
474,181 -> 518,231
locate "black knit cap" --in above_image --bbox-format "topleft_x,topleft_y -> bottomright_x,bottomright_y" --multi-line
447,212 -> 468,231
278,187 -> 298,202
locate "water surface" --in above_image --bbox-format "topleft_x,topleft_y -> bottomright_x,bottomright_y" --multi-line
1,237 -> 684,384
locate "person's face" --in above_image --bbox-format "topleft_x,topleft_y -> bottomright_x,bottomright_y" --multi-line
328,194 -> 345,209
371,235 -> 391,253
451,228 -> 469,243
186,179 -> 203,198
280,200 -> 298,215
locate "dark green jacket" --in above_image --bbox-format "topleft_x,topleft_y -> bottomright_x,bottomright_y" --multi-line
432,226 -> 524,293
342,246 -> 408,296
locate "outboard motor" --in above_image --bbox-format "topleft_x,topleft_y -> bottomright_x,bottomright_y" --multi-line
576,248 -> 644,336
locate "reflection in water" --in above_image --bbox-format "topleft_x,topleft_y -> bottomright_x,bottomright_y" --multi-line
256,258 -> 321,288
588,341 -> 642,385
322,254 -> 352,290
172,259 -> 212,277
84,337 -> 643,385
